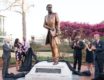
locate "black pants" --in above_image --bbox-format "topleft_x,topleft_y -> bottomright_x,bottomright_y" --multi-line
2,57 -> 10,78
73,53 -> 82,71
95,56 -> 104,78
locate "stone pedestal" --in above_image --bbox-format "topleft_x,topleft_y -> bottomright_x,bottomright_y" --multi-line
25,61 -> 72,80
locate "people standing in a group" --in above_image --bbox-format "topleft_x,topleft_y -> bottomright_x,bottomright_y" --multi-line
14,38 -> 22,71
43,4 -> 60,65
92,34 -> 104,80
71,35 -> 85,73
2,38 -> 13,78
85,41 -> 94,74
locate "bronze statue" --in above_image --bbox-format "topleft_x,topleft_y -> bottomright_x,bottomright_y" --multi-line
43,4 -> 60,65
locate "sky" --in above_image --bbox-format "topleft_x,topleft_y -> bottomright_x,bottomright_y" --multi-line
0,0 -> 104,40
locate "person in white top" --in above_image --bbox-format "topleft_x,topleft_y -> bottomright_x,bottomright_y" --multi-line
22,37 -> 30,53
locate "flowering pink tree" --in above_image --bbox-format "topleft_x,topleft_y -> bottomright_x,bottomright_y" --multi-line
60,21 -> 104,40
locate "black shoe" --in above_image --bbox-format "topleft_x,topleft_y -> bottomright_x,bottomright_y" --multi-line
72,71 -> 76,74
5,73 -> 14,78
72,71 -> 78,75
78,70 -> 80,73
35,60 -> 39,63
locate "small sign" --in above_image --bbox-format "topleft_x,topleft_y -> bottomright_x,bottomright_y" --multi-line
35,68 -> 61,74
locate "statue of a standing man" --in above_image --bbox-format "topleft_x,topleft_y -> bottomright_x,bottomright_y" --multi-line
43,4 -> 60,65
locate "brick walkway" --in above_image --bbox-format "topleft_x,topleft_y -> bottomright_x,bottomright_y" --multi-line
0,64 -> 94,80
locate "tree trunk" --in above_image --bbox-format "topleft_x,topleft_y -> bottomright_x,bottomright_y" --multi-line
22,0 -> 26,38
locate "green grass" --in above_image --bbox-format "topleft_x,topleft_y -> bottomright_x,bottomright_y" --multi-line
37,56 -> 73,62
8,56 -> 74,65
0,46 -> 2,50
10,57 -> 16,64
101,37 -> 104,40
32,43 -> 73,53
59,44 -> 73,53
3,56 -> 74,65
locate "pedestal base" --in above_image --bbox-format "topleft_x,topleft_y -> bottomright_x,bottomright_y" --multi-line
25,61 -> 72,80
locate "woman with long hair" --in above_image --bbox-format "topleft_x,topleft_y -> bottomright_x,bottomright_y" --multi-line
85,41 -> 94,74
14,38 -> 22,71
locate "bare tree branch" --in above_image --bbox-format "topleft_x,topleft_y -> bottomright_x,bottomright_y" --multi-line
12,4 -> 22,7
14,10 -> 22,14
0,0 -> 18,12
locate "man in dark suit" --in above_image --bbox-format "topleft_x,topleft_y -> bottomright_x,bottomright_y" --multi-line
92,34 -> 104,80
71,35 -> 85,72
2,38 -> 12,78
